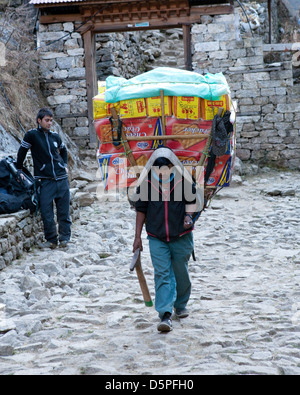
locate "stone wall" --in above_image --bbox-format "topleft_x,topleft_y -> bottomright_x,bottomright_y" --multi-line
0,190 -> 80,270
96,31 -> 149,81
96,29 -> 184,81
0,210 -> 43,270
0,0 -> 23,11
192,13 -> 300,170
38,22 -> 89,147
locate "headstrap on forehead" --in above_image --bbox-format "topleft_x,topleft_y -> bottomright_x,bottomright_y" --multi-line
136,148 -> 194,186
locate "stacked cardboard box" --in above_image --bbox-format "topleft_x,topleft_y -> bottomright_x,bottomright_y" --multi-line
93,77 -> 235,191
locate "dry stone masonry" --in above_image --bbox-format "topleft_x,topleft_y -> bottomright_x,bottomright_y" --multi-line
0,211 -> 43,270
192,12 -> 300,170
38,22 -> 89,146
0,185 -> 81,269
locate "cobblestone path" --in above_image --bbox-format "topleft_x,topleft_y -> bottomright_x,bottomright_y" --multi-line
0,169 -> 299,375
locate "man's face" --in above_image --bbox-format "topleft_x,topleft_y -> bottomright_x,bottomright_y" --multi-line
153,164 -> 174,182
38,115 -> 53,131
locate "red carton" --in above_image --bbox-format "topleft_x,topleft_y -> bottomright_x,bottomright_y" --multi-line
204,155 -> 233,187
166,118 -> 212,152
96,117 -> 165,154
95,118 -> 125,155
123,118 -> 165,152
98,153 -> 137,190
131,150 -> 154,166
98,151 -> 155,190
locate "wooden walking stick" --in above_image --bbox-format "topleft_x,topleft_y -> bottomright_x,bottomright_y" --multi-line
130,248 -> 153,307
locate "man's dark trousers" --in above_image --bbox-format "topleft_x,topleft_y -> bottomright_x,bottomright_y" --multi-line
39,178 -> 71,244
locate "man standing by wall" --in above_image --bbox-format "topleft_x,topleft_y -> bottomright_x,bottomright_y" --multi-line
17,108 -> 71,249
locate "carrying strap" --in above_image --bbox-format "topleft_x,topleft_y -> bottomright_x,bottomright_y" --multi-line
110,107 -> 140,177
109,115 -> 122,147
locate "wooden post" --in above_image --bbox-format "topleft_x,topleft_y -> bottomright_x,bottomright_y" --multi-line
268,0 -> 272,44
183,24 -> 192,71
83,29 -> 97,147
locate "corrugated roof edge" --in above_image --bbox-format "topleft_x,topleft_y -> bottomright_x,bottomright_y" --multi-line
29,0 -> 85,5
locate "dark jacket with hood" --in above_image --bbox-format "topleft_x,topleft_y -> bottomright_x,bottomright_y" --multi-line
135,172 -> 197,242
16,126 -> 68,180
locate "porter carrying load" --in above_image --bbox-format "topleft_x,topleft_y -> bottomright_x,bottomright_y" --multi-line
93,67 -> 236,322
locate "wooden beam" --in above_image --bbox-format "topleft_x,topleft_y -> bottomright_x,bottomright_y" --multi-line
83,29 -> 97,147
76,13 -> 201,33
183,24 -> 192,71
39,2 -> 234,25
36,0 -> 156,8
190,4 -> 234,16
126,134 -> 208,142
40,14 -> 83,24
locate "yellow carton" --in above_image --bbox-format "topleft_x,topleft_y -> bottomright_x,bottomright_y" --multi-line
98,81 -> 106,95
146,96 -> 172,117
201,95 -> 231,120
93,93 -> 120,120
173,96 -> 201,120
93,93 -> 107,120
119,98 -> 147,118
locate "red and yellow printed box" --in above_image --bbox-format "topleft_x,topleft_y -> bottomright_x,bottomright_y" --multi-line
98,151 -> 154,190
123,118 -> 165,153
119,98 -> 147,119
98,153 -> 133,190
172,149 -> 202,167
173,149 -> 202,179
201,95 -> 231,120
97,81 -> 106,95
204,155 -> 233,187
146,96 -> 172,117
95,118 -> 165,154
165,118 -> 212,152
173,96 -> 201,120
95,118 -> 125,154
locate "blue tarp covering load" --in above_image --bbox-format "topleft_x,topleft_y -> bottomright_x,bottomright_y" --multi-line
105,67 -> 230,104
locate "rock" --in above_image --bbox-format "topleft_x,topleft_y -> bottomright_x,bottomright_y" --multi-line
231,174 -> 243,186
282,188 -> 296,196
75,191 -> 95,207
0,319 -> 16,334
20,275 -> 42,291
72,170 -> 95,182
0,344 -> 14,356
265,188 -> 282,196
29,288 -> 51,301
106,312 -> 129,328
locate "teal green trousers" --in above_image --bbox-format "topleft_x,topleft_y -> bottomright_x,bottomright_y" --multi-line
148,233 -> 193,319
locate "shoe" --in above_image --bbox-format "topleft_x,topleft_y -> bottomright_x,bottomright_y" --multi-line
157,312 -> 172,332
59,241 -> 69,248
38,241 -> 57,250
175,308 -> 189,319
